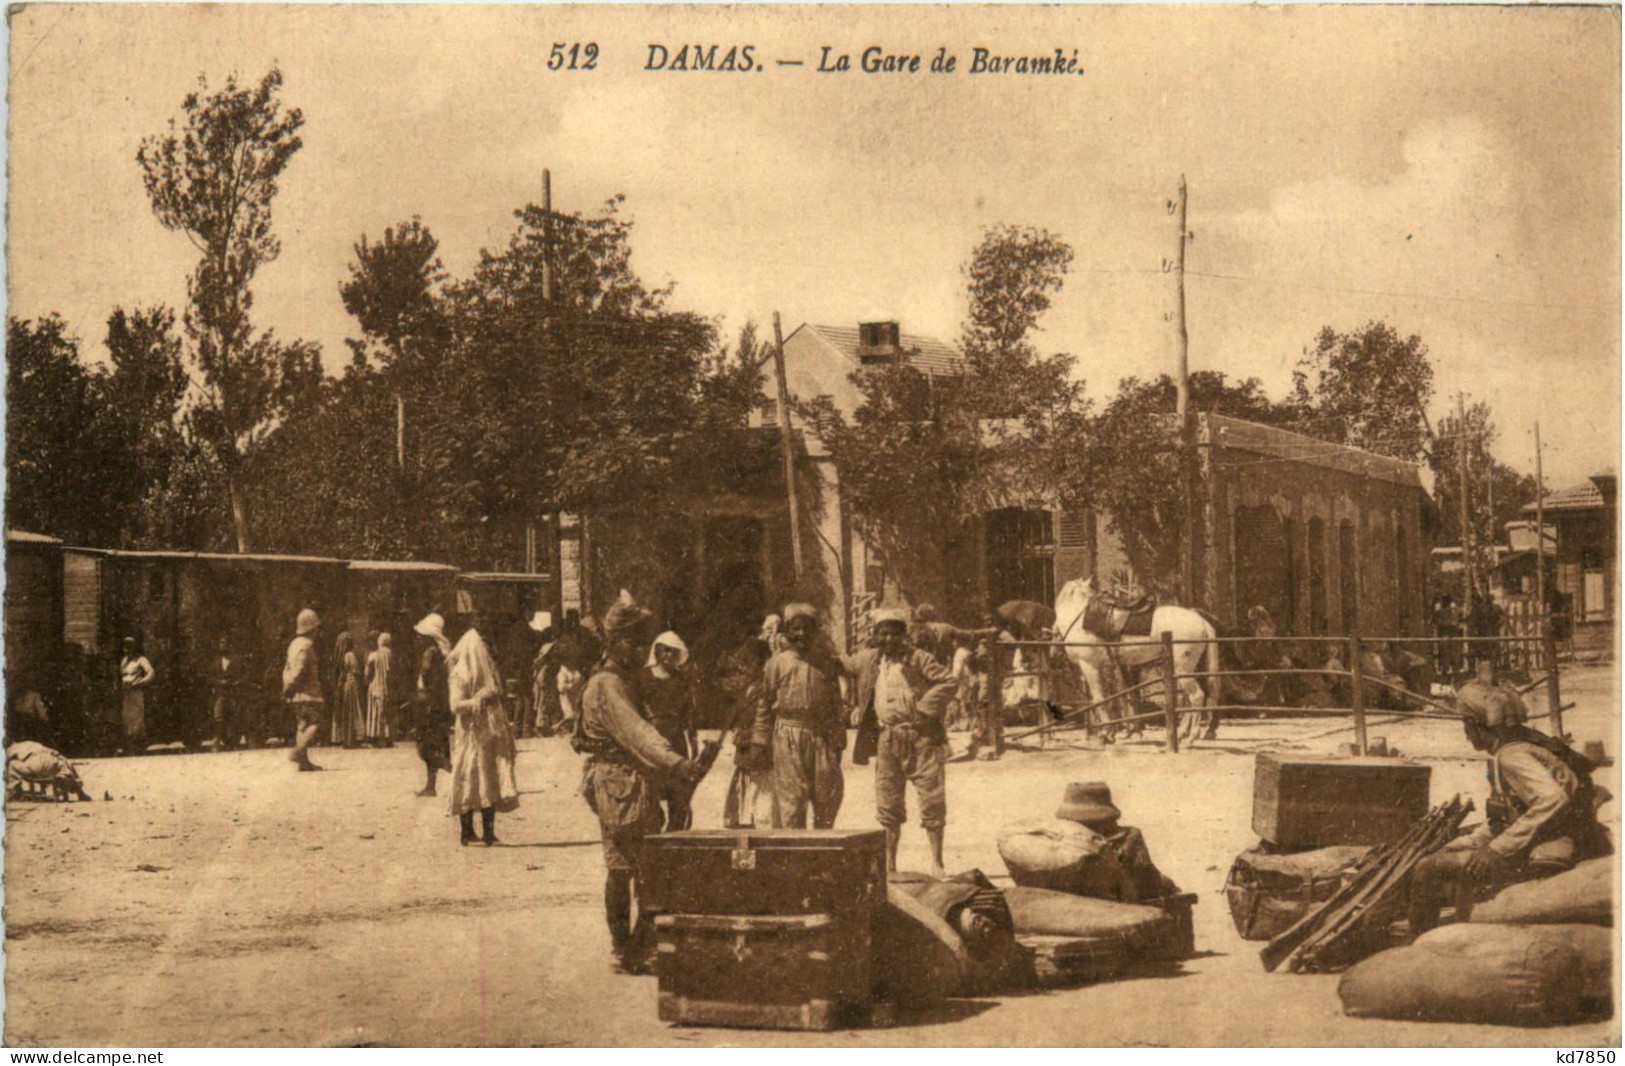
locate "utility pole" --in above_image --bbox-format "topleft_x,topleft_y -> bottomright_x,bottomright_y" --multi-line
1173,175 -> 1195,604
772,312 -> 805,580
1534,420 -> 1547,616
1456,392 -> 1474,607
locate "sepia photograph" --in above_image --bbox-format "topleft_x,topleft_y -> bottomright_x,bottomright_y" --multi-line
2,2 -> 1620,1049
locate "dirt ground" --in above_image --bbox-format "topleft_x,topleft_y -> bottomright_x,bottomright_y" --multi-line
5,664 -> 1619,1048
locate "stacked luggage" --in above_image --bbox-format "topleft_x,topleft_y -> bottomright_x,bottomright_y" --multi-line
641,828 -> 887,1030
1227,754 -> 1430,941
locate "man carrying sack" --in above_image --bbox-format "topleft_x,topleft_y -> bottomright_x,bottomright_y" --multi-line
848,607 -> 958,877
577,592 -> 711,974
1407,657 -> 1612,934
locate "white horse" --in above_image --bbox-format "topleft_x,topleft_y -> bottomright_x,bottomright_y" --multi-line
1053,577 -> 1221,741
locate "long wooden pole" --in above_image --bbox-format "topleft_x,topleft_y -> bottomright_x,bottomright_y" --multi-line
542,168 -> 563,600
1534,420 -> 1547,618
1174,176 -> 1195,604
1456,393 -> 1473,607
771,312 -> 805,581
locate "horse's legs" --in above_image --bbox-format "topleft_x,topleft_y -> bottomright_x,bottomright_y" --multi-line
1072,656 -> 1114,743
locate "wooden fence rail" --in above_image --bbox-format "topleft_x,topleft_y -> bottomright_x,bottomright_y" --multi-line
994,620 -> 1566,753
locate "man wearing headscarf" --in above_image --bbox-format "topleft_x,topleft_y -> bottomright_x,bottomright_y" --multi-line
579,593 -> 709,973
848,607 -> 959,877
281,609 -> 325,772
413,613 -> 454,796
1407,658 -> 1613,933
754,603 -> 848,830
644,630 -> 698,831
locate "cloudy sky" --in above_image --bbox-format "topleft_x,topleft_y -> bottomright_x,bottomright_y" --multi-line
8,4 -> 1619,486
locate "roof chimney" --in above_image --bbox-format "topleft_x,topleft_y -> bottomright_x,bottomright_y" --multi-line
857,320 -> 903,364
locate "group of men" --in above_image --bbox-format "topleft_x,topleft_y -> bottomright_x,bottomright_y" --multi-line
567,595 -> 1001,972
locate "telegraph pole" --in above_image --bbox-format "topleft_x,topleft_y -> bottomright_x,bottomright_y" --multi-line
1534,420 -> 1547,614
1173,176 -> 1195,604
1456,392 -> 1474,606
772,312 -> 805,580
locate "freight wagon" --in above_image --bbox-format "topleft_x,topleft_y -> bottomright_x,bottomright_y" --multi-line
61,548 -> 350,753
344,560 -> 460,734
5,531 -> 67,744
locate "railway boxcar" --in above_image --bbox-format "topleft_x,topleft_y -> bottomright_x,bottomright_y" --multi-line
6,531 -> 66,744
62,548 -> 349,752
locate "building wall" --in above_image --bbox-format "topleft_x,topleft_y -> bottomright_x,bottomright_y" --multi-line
1552,507 -> 1616,622
1207,446 -> 1428,637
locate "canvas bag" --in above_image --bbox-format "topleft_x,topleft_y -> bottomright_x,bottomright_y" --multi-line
1224,844 -> 1371,941
1338,923 -> 1612,1027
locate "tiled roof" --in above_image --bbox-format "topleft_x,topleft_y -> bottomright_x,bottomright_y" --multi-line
6,530 -> 62,545
1523,478 -> 1610,514
803,324 -> 963,376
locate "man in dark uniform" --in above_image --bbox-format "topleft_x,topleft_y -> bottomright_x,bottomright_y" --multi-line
1408,657 -> 1612,933
578,593 -> 709,974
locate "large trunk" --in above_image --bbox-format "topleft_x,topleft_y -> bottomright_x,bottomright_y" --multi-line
227,473 -> 252,553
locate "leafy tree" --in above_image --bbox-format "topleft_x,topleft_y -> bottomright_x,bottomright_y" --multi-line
137,68 -> 309,552
427,195 -> 716,570
1290,322 -> 1434,461
5,316 -> 120,543
807,224 -> 1083,604
1080,371 -> 1295,595
340,218 -> 448,372
1432,399 -> 1537,581
102,306 -> 189,539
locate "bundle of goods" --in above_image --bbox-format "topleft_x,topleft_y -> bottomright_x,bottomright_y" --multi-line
1003,885 -> 1178,986
1261,795 -> 1473,974
1231,753 -> 1433,946
888,870 -> 1025,995
999,784 -> 1199,960
997,817 -> 1123,896
1224,845 -> 1371,941
872,885 -> 972,1007
1471,857 -> 1613,927
642,829 -> 887,1031
1338,923 -> 1613,1027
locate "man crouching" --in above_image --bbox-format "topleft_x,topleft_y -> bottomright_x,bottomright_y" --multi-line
1407,657 -> 1612,934
578,592 -> 708,974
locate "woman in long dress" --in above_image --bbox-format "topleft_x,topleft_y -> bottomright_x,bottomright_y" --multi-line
365,632 -> 393,746
332,632 -> 366,748
445,615 -> 520,845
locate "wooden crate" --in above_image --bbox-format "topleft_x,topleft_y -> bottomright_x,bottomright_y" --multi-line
1253,754 -> 1432,849
1018,934 -> 1132,987
655,912 -> 873,1031
641,829 -> 885,917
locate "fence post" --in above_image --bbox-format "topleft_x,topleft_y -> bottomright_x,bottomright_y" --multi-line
1348,633 -> 1368,756
1160,630 -> 1180,754
988,638 -> 1007,751
1543,620 -> 1565,737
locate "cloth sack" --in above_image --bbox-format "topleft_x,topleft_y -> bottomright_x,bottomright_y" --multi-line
6,741 -> 81,792
998,818 -> 1128,897
1224,844 -> 1371,941
1002,886 -> 1172,955
1338,923 -> 1612,1027
872,885 -> 970,1006
1472,857 -> 1613,927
